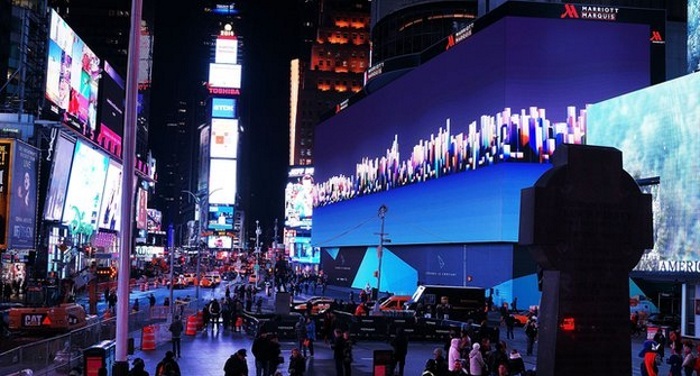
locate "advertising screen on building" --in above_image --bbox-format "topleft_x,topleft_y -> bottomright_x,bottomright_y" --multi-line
147,208 -> 162,232
8,141 -> 39,249
208,204 -> 234,231
285,166 -> 313,230
208,235 -> 232,249
136,188 -> 148,230
210,118 -> 239,159
62,140 -> 109,231
97,160 -> 122,231
44,135 -> 75,221
690,0 -> 700,73
587,72 -> 700,273
209,159 -> 237,205
0,141 -> 11,248
212,97 -> 237,119
215,36 -> 238,64
208,63 -> 241,89
313,13 -> 657,247
198,126 -> 210,192
97,60 -> 124,158
45,9 -> 101,138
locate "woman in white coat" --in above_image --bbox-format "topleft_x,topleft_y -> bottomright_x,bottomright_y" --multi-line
469,342 -> 487,376
448,337 -> 462,371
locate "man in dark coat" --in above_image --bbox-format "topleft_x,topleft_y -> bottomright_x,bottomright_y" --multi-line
391,327 -> 409,376
224,349 -> 249,376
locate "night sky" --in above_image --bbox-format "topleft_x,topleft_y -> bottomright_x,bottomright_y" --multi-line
150,0 -> 302,244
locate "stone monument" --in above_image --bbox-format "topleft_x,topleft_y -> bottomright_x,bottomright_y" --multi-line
519,144 -> 653,376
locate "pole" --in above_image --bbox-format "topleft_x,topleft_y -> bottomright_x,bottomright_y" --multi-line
168,225 -> 175,317
114,0 -> 141,375
373,205 -> 388,314
255,221 -> 261,289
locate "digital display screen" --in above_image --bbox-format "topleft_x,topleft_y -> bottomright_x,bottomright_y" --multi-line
44,135 -> 75,221
689,0 -> 700,73
208,235 -> 232,249
62,140 -> 109,230
210,118 -> 239,159
45,9 -> 101,138
212,97 -> 237,119
136,188 -> 148,230
587,72 -> 700,272
209,159 -> 237,205
285,167 -> 314,230
97,60 -> 124,158
208,63 -> 241,89
147,208 -> 162,232
290,237 -> 319,264
97,160 -> 122,231
313,15 -> 653,247
8,141 -> 39,249
198,126 -> 210,192
208,204 -> 234,231
215,36 -> 238,64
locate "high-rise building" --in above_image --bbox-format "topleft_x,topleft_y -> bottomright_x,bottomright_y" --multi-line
290,0 -> 371,167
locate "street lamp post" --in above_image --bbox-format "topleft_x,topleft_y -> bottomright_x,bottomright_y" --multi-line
373,204 -> 388,314
255,220 -> 262,289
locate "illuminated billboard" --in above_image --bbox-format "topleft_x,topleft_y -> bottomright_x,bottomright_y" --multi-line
45,9 -> 101,138
313,10 -> 659,247
210,118 -> 239,159
136,187 -> 148,230
215,36 -> 238,64
212,97 -> 237,119
44,135 -> 75,221
587,72 -> 700,273
0,141 -> 11,248
97,60 -> 124,158
208,63 -> 241,89
198,125 -> 210,192
62,140 -> 109,231
97,160 -> 122,231
285,166 -> 314,230
209,159 -> 237,205
147,208 -> 162,232
8,141 -> 39,249
208,235 -> 232,249
208,204 -> 234,231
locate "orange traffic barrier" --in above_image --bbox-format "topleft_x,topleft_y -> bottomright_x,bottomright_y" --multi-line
185,315 -> 198,336
141,325 -> 156,350
196,310 -> 204,330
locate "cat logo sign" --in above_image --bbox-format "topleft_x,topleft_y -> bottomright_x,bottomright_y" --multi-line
22,314 -> 47,327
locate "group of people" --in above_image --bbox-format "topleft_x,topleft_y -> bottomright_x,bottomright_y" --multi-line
419,326 -> 528,376
640,327 -> 700,376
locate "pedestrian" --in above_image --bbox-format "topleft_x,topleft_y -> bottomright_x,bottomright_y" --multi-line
252,332 -> 271,376
448,338 -> 461,371
295,316 -> 307,353
148,293 -> 156,308
524,318 -> 537,356
331,329 -> 346,376
505,314 -> 515,339
209,298 -> 222,329
133,299 -> 140,312
667,346 -> 683,376
224,349 -> 249,376
168,315 -> 184,358
422,359 -> 438,376
304,316 -> 316,357
390,327 -> 409,376
267,335 -> 282,375
469,343 -> 486,376
155,351 -> 181,376
433,348 -> 449,376
288,348 -> 306,376
508,349 -> 525,376
681,342 -> 695,376
129,358 -> 149,376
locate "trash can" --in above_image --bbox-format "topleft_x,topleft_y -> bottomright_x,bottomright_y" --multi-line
83,340 -> 115,376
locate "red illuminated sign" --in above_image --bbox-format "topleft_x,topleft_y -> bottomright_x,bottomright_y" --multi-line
560,317 -> 576,331
208,86 -> 241,96
650,31 -> 665,44
445,35 -> 456,50
560,4 -> 579,19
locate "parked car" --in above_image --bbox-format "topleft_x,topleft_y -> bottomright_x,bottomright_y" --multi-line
379,295 -> 411,311
647,313 -> 681,328
293,296 -> 335,315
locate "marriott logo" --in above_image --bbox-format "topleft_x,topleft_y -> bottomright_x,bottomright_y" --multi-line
561,4 -> 619,21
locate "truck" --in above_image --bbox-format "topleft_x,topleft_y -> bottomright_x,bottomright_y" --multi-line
405,284 -> 486,322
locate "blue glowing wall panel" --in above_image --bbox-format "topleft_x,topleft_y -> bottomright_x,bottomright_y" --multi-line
690,0 -> 700,73
313,15 -> 652,247
587,72 -> 700,272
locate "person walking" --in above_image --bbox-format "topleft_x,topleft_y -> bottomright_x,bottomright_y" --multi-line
390,327 -> 409,376
505,314 -> 516,340
168,316 -> 184,358
524,318 -> 538,356
224,349 -> 249,376
332,329 -> 347,376
155,351 -> 181,376
252,332 -> 271,376
295,316 -> 307,353
304,316 -> 316,357
129,358 -> 149,376
288,348 -> 306,376
469,343 -> 486,376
